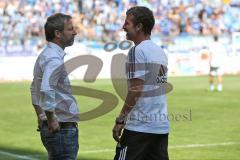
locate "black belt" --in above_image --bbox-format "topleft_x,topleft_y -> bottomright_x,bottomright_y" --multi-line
42,121 -> 77,128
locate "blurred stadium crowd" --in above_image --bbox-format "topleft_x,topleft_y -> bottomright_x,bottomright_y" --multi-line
0,0 -> 240,54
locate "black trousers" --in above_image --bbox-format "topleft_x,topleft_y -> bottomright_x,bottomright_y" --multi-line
114,129 -> 169,160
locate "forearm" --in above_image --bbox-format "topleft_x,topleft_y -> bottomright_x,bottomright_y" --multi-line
118,84 -> 143,118
115,91 -> 141,125
33,104 -> 45,120
120,92 -> 139,116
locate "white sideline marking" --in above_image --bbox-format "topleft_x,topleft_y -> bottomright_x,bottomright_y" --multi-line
80,149 -> 113,154
79,142 -> 240,154
169,142 -> 240,149
0,150 -> 39,160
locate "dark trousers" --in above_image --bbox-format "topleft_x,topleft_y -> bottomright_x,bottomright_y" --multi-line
114,129 -> 169,160
40,122 -> 79,160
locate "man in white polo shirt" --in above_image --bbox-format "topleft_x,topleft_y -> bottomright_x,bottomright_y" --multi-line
112,6 -> 169,160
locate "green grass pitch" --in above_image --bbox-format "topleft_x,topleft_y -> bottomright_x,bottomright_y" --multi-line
0,75 -> 240,160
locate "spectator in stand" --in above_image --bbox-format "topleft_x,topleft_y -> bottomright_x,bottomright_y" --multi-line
1,0 -> 240,55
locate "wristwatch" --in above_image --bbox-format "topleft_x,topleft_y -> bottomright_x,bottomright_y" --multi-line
115,116 -> 126,125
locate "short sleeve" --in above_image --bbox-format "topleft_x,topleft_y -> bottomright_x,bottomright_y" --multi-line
126,46 -> 146,81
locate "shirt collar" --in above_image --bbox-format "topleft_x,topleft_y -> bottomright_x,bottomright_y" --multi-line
47,42 -> 66,58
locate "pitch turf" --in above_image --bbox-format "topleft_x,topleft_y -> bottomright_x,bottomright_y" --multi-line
0,76 -> 239,160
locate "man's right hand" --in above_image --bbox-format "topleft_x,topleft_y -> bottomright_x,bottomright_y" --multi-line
37,118 -> 43,131
45,111 -> 60,133
47,119 -> 60,133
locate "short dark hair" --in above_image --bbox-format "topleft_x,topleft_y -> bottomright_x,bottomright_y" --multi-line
126,6 -> 155,35
44,13 -> 72,41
